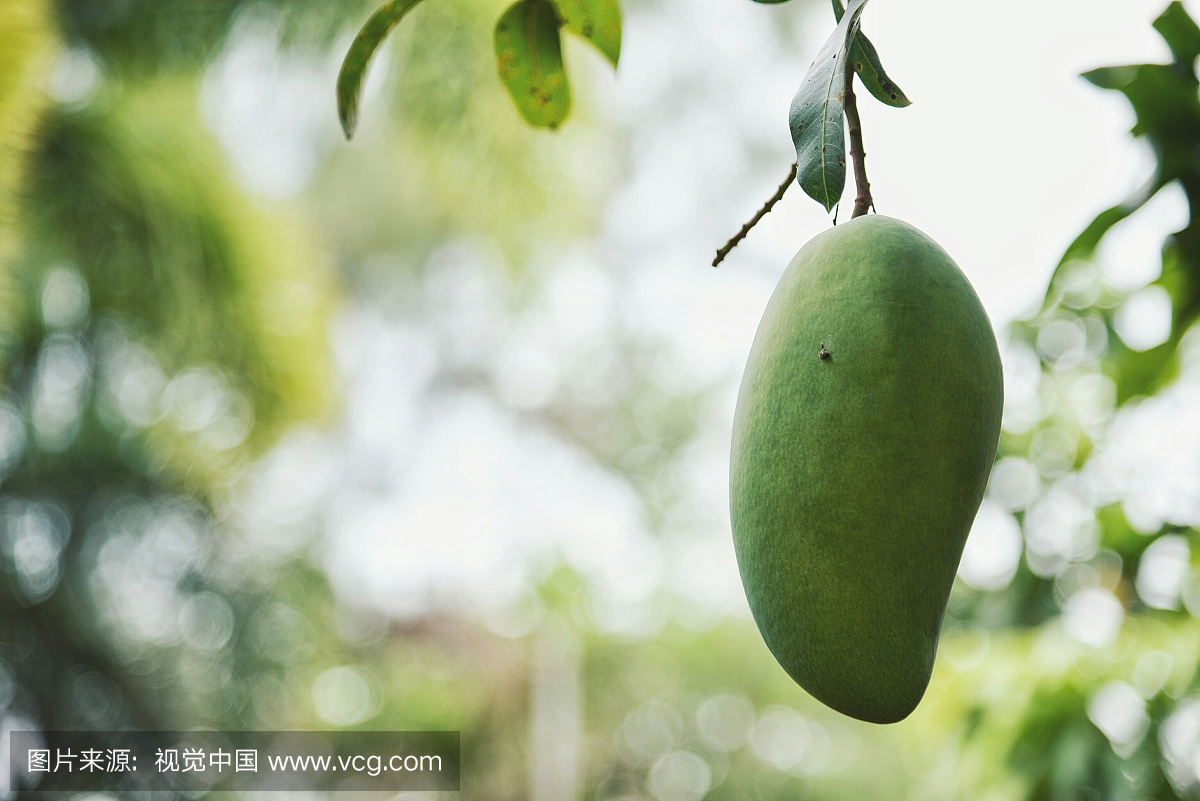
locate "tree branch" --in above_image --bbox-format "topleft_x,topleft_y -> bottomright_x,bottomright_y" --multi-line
712,162 -> 798,267
710,55 -> 874,268
844,60 -> 872,218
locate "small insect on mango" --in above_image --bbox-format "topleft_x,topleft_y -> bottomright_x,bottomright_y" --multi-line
818,342 -> 831,361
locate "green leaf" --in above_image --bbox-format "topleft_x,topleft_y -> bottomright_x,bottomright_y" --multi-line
1040,4 -> 1200,400
848,30 -> 910,107
336,0 -> 426,140
789,0 -> 869,211
1081,5 -> 1200,147
552,0 -> 621,66
1062,177 -> 1162,264
1043,176 -> 1162,309
1153,1 -> 1200,66
832,0 -> 910,107
495,0 -> 571,129
1082,63 -> 1200,150
1080,65 -> 1138,90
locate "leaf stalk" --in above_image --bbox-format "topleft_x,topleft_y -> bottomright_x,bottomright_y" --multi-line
843,62 -> 873,218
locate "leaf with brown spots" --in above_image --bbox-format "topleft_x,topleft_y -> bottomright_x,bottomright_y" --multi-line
552,0 -> 621,67
336,0 -> 427,140
495,0 -> 572,129
833,0 -> 910,107
789,0 -> 870,211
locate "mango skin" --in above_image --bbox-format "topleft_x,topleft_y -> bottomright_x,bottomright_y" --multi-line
730,215 -> 1003,724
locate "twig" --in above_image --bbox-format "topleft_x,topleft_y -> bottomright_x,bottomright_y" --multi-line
843,59 -> 872,218
711,52 -> 874,266
712,162 -> 798,267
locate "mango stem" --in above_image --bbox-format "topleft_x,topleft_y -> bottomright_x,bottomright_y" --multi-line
711,50 -> 876,267
843,63 -> 873,219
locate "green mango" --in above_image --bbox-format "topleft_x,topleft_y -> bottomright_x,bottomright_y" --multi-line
730,215 -> 1003,724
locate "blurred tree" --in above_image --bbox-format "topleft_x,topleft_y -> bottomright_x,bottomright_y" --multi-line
0,0 -> 52,262
55,0 -> 377,77
312,0 -> 611,284
0,0 -> 608,798
0,0 -> 339,774
923,4 -> 1200,800
7,2 -> 1200,801
16,80 -> 334,471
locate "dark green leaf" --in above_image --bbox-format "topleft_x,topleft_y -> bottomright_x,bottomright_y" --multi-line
848,30 -> 910,107
1061,177 -> 1162,265
1081,5 -> 1200,149
833,0 -> 909,107
1043,4 -> 1200,401
495,0 -> 571,129
1080,65 -> 1138,90
789,0 -> 869,210
1043,176 -> 1162,309
336,0 -> 426,140
552,0 -> 621,66
1153,1 -> 1200,65
1077,22 -> 1199,203
1082,63 -> 1200,148
1111,239 -> 1190,403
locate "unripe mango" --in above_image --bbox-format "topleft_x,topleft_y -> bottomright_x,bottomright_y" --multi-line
730,215 -> 1003,724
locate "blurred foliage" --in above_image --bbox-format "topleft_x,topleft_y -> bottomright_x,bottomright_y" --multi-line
0,0 -> 338,784
336,0 -> 619,134
580,621 -> 907,801
313,0 -> 613,286
938,4 -> 1200,800
14,79 -> 335,490
55,0 -> 378,76
1034,0 -> 1200,406
0,0 -> 52,262
2,2 -> 1200,801
906,620 -> 1200,801
991,0 -> 1200,626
